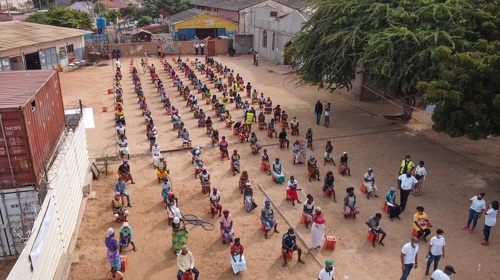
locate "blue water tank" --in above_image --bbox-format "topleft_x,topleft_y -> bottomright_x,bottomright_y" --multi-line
96,17 -> 107,29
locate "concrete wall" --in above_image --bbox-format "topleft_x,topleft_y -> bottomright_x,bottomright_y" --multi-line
105,40 -> 230,57
233,35 -> 253,54
250,7 -> 307,64
240,1 -> 297,34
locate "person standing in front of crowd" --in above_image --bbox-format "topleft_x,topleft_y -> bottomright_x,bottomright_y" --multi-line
315,100 -> 323,125
400,237 -> 419,280
398,171 -> 418,212
194,42 -> 200,55
481,200 -> 498,246
463,192 -> 486,234
425,229 -> 445,276
200,41 -> 205,55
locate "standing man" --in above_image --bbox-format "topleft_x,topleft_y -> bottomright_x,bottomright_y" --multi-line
176,246 -> 200,280
425,229 -> 445,276
400,237 -> 419,280
399,155 -> 415,175
281,227 -> 305,267
255,52 -> 259,66
200,41 -> 205,55
157,45 -> 162,58
366,213 -> 386,247
318,259 -> 335,280
397,171 -> 418,212
324,102 -> 331,127
114,177 -> 132,207
315,100 -> 323,125
431,265 -> 456,280
194,42 -> 200,55
115,59 -> 121,71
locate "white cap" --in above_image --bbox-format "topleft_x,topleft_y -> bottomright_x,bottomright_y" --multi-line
173,217 -> 180,224
114,213 -> 119,218
123,222 -> 129,227
107,228 -> 114,235
124,210 -> 129,216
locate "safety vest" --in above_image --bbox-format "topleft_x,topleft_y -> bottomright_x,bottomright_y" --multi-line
400,160 -> 413,175
245,113 -> 254,124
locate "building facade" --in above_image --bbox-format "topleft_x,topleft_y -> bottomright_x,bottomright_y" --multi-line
0,21 -> 89,71
170,12 -> 239,40
250,6 -> 309,64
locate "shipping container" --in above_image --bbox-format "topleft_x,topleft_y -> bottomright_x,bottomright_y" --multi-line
0,70 -> 66,190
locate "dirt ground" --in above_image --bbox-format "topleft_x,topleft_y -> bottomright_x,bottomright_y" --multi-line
58,54 -> 500,280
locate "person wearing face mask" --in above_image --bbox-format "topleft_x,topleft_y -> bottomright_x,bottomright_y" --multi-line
386,187 -> 401,221
397,171 -> 418,212
463,192 -> 486,234
399,155 -> 415,175
481,200 -> 499,246
261,200 -> 279,239
281,228 -> 305,267
318,259 -> 335,280
425,229 -> 445,276
400,237 -> 419,280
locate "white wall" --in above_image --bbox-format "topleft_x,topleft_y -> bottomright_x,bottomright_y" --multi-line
239,0 -> 297,34
7,115 -> 89,280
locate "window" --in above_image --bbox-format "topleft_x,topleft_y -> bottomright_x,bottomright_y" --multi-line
31,100 -> 36,111
262,30 -> 267,48
0,57 -> 10,71
66,44 -> 74,53
207,7 -> 212,11
272,32 -> 276,50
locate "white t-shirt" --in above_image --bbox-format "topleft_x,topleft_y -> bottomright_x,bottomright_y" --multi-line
210,191 -> 220,202
469,196 -> 486,213
115,60 -> 121,68
401,242 -> 419,264
318,268 -> 334,280
200,43 -> 205,47
415,166 -> 427,177
287,180 -> 298,190
431,270 -> 450,280
429,236 -> 445,256
398,174 -> 418,190
485,208 -> 498,227
324,110 -> 330,116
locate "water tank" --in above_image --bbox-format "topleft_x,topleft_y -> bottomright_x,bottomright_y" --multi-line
96,17 -> 107,29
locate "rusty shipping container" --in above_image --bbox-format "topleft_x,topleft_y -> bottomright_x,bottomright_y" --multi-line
0,70 -> 66,190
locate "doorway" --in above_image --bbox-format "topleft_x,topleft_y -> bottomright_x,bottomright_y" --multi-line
25,52 -> 41,70
283,41 -> 292,65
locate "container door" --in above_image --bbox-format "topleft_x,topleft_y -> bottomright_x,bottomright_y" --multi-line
39,48 -> 58,70
0,187 -> 39,257
208,40 -> 216,56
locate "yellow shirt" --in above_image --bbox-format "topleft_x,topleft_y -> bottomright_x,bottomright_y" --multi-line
245,112 -> 254,125
413,212 -> 429,231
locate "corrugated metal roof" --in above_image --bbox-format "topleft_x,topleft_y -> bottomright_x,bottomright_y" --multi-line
0,70 -> 56,109
169,9 -> 204,23
191,0 -> 265,12
0,21 -> 91,52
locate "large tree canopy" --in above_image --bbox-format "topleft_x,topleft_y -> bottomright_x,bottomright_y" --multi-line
26,7 -> 93,30
141,0 -> 191,18
287,0 -> 500,138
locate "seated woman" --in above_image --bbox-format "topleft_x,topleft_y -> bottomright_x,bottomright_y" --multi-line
211,94 -> 218,106
218,105 -> 227,119
199,167 -> 211,196
385,187 -> 401,221
258,112 -> 267,130
324,141 -> 335,166
290,117 -> 300,135
225,111 -> 235,127
210,129 -> 219,147
261,149 -> 271,174
249,132 -> 261,155
198,109 -> 206,127
230,238 -> 247,274
344,187 -> 360,218
281,110 -> 289,129
265,98 -> 273,114
286,176 -> 302,206
180,128 -> 191,147
307,155 -> 320,182
339,152 -> 351,176
221,93 -> 229,106
220,210 -> 234,244
230,149 -> 241,176
219,136 -> 229,159
151,142 -> 161,167
115,108 -> 125,124
293,140 -> 307,164
171,217 -> 188,255
267,119 -> 277,137
205,117 -> 213,132
118,135 -> 130,160
238,123 -> 249,142
235,94 -> 243,108
111,192 -> 129,223
239,170 -> 249,194
157,167 -> 169,184
323,171 -> 336,202
272,158 -> 285,183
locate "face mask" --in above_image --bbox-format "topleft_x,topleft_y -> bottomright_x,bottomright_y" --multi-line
437,235 -> 443,238
406,159 -> 410,162
265,205 -> 270,209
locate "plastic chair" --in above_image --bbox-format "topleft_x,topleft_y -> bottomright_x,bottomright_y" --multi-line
280,250 -> 293,261
360,183 -> 368,193
383,203 -> 389,214
367,230 -> 380,242
323,236 -> 336,250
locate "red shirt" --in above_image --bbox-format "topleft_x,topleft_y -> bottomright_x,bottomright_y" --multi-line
230,243 -> 244,255
313,213 -> 325,225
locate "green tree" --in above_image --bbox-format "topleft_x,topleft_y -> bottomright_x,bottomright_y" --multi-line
141,0 -> 190,18
106,9 -> 121,24
120,3 -> 141,20
94,2 -> 107,15
137,15 -> 153,27
26,7 -> 93,30
286,0 -> 496,125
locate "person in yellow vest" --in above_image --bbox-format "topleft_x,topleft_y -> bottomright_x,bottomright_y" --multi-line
399,155 -> 415,175
245,110 -> 255,133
